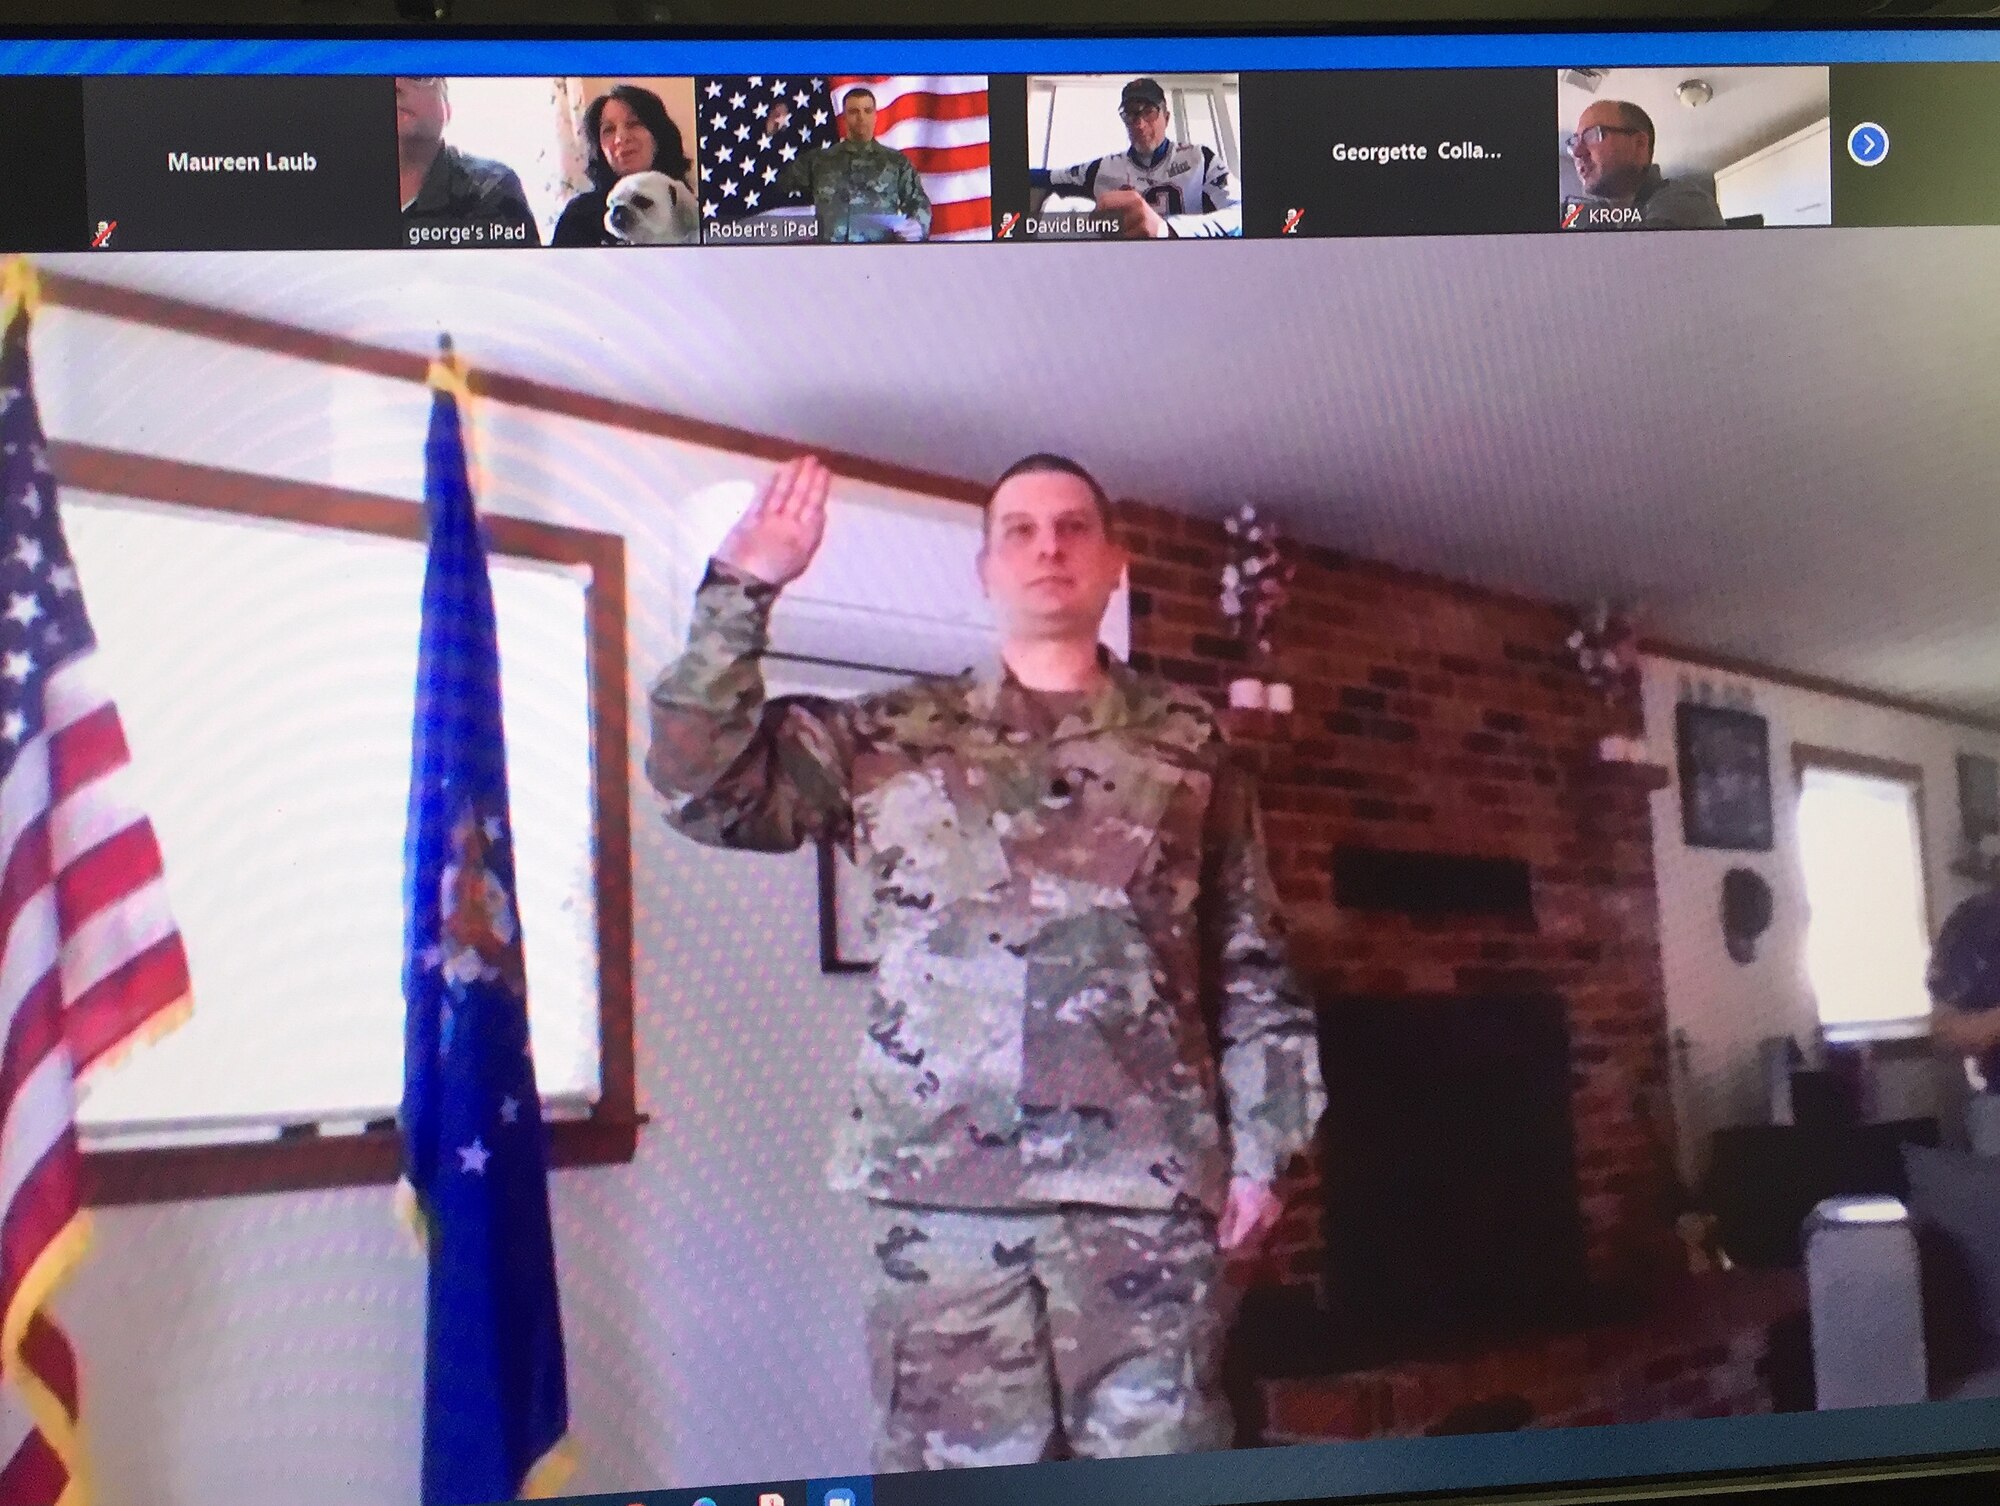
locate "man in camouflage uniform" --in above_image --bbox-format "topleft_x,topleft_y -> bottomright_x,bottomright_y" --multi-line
647,453 -> 1324,1470
777,85 -> 932,243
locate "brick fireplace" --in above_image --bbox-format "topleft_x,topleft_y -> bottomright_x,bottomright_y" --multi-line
1117,501 -> 1805,1437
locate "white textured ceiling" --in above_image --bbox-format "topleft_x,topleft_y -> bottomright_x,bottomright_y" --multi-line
43,229 -> 2000,718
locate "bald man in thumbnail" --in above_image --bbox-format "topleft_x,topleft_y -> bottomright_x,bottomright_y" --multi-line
1568,100 -> 1724,229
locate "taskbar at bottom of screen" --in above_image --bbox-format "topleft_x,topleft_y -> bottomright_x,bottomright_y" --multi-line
546,1480 -> 871,1506
524,1400 -> 2000,1506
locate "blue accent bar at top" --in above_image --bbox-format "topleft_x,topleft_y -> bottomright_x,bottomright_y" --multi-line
4,27 -> 2000,76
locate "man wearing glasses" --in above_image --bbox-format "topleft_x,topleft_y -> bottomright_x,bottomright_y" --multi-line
1035,77 -> 1241,239
1566,99 -> 1724,230
396,75 -> 541,247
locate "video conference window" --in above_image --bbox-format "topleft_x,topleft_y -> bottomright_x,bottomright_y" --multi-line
23,34 -> 2000,1506
1558,66 -> 1832,229
1025,72 -> 1242,237
698,74 -> 993,243
40,214 -> 2000,1506
396,75 -> 702,248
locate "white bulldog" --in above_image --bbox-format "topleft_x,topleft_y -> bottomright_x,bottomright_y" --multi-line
603,171 -> 700,245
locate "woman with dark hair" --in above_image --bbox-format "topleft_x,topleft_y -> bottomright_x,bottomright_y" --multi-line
552,84 -> 698,246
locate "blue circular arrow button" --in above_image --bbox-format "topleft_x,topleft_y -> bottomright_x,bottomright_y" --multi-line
1848,122 -> 1889,167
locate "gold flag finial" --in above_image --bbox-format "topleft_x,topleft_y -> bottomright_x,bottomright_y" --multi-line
1,258 -> 41,333
426,330 -> 473,406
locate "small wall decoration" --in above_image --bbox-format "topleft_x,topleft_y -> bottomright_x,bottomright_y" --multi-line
1676,702 -> 1774,851
1720,867 -> 1774,964
1220,504 -> 1295,712
1566,599 -> 1640,704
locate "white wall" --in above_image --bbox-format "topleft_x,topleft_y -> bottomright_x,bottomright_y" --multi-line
1641,655 -> 2000,1182
32,289 -> 1067,1502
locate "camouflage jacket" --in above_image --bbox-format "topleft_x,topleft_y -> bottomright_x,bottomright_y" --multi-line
648,563 -> 1325,1216
777,138 -> 933,243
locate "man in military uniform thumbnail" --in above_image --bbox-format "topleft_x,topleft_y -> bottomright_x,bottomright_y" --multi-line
777,85 -> 932,243
1035,77 -> 1241,239
647,452 -> 1324,1470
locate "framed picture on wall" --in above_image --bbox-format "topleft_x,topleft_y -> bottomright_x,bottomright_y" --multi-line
1676,703 -> 1774,852
764,651 -> 915,974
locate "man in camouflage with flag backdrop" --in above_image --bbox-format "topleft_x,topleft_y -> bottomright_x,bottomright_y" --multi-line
776,85 -> 931,243
647,452 -> 1323,1470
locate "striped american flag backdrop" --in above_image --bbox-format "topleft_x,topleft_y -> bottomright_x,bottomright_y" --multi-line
0,259 -> 192,1506
830,75 -> 994,240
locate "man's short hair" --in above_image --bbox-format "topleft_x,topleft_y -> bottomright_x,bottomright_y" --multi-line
842,86 -> 878,108
1610,100 -> 1656,156
984,453 -> 1114,537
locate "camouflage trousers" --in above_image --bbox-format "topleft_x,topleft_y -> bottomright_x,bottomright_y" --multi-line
863,1200 -> 1233,1473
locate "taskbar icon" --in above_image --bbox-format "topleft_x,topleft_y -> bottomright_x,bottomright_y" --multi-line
614,1477 -> 869,1506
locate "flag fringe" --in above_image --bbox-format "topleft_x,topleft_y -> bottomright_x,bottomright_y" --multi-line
1,1215 -> 94,1506
520,1434 -> 576,1500
0,257 -> 41,334
425,348 -> 474,406
72,991 -> 193,1098
391,1176 -> 431,1255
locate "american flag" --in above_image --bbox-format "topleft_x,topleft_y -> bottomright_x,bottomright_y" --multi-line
831,77 -> 992,241
695,74 -> 835,229
0,260 -> 191,1506
695,74 -> 993,241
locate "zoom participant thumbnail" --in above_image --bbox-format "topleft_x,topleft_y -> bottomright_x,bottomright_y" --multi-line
1002,73 -> 1242,239
1240,71 -> 1550,238
698,75 -> 991,244
82,77 -> 399,251
1558,67 -> 1831,230
397,75 -> 703,249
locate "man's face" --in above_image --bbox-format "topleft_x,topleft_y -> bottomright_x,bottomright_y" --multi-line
395,76 -> 449,151
764,101 -> 790,137
978,472 -> 1127,641
842,93 -> 877,145
1122,97 -> 1168,156
1571,101 -> 1650,198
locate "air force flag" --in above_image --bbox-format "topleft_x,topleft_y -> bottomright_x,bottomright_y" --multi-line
398,339 -> 572,1506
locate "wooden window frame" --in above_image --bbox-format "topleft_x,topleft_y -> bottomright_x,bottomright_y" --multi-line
1791,742 -> 1936,1040
58,441 -> 641,1206
1791,743 -> 1933,928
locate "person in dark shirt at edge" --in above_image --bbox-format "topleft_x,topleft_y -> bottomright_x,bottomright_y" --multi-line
1928,874 -> 2000,1155
397,75 -> 541,246
551,85 -> 697,247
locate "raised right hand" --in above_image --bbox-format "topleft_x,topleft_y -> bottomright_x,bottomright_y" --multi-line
715,455 -> 831,588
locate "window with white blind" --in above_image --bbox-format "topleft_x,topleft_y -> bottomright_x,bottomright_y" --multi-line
1795,752 -> 1934,1040
64,492 -> 606,1151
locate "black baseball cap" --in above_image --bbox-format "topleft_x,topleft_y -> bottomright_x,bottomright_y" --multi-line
1120,77 -> 1167,111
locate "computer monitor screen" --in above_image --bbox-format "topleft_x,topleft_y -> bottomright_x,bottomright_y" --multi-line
2,22 -> 1999,1506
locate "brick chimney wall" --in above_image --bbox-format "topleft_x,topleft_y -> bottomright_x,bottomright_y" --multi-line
1119,500 -> 1681,1300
